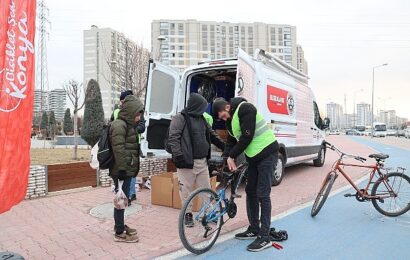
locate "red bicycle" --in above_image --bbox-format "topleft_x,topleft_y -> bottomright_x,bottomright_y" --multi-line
311,141 -> 410,217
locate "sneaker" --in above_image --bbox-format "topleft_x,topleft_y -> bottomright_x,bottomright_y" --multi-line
235,227 -> 258,240
125,225 -> 137,236
113,225 -> 138,236
114,232 -> 139,243
184,213 -> 194,228
247,236 -> 271,252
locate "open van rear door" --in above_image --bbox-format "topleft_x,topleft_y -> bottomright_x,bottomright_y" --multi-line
235,48 -> 257,103
142,61 -> 180,156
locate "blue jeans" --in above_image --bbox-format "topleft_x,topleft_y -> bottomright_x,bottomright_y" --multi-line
129,177 -> 136,199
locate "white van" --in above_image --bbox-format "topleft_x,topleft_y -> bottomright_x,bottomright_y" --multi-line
142,49 -> 328,185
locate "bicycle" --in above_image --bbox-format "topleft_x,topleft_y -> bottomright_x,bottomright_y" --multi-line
178,157 -> 248,255
311,141 -> 410,217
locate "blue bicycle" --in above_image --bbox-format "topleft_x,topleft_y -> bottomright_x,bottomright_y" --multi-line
178,157 -> 248,255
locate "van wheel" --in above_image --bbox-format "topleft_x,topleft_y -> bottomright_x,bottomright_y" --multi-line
272,153 -> 285,186
313,146 -> 326,167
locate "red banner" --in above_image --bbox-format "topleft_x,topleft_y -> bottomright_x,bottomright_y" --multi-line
0,0 -> 36,213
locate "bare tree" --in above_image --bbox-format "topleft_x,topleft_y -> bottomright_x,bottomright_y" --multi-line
64,79 -> 85,160
101,38 -> 150,103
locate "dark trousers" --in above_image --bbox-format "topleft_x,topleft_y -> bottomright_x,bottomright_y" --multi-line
245,153 -> 278,238
112,176 -> 131,234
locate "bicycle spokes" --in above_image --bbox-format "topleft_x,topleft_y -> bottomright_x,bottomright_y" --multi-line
180,189 -> 223,253
371,173 -> 410,217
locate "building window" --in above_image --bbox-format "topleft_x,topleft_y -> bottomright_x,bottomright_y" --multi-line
210,25 -> 215,31
284,27 -> 291,33
178,45 -> 184,50
278,49 -> 283,53
170,45 -> 175,50
178,53 -> 184,58
160,29 -> 168,35
202,25 -> 207,31
284,48 -> 292,53
284,41 -> 291,47
284,55 -> 292,61
178,38 -> 184,43
284,34 -> 291,40
160,22 -> 168,29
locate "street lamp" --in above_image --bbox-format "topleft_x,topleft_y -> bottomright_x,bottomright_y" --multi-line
353,88 -> 364,127
371,63 -> 388,138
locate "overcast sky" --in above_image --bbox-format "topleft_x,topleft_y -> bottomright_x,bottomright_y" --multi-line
44,0 -> 410,118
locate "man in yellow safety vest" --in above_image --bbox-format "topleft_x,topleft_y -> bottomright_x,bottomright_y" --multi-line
213,97 -> 279,252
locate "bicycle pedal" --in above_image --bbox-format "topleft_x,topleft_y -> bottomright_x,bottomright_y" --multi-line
344,193 -> 354,197
232,194 -> 242,198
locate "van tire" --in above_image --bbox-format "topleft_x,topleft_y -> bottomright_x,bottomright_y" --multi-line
272,153 -> 285,186
313,146 -> 326,167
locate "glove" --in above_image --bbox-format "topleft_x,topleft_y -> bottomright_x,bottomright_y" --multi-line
118,170 -> 127,180
173,155 -> 187,169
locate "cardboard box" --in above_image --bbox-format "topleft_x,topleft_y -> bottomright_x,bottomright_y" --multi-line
151,172 -> 218,210
150,172 -> 174,207
172,175 -> 217,210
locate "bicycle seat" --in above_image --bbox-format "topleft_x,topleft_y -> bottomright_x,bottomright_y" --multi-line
369,153 -> 389,160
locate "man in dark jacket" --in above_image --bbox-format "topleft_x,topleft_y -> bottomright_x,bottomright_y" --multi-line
213,97 -> 279,252
109,95 -> 144,243
168,93 -> 225,227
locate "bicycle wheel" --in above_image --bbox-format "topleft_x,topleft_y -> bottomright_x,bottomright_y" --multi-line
371,172 -> 410,217
178,188 -> 223,255
311,172 -> 336,217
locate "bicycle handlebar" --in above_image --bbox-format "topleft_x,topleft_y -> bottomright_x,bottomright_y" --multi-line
324,141 -> 367,162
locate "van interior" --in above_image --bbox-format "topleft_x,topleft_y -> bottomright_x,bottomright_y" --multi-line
187,68 -> 237,130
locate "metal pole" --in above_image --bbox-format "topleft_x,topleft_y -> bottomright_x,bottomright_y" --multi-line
371,67 -> 375,138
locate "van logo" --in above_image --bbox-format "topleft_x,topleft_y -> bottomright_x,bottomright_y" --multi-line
237,77 -> 244,95
287,96 -> 295,115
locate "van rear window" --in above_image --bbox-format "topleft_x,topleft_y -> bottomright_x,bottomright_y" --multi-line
150,70 -> 175,114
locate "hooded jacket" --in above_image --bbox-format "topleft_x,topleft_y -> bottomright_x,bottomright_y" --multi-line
168,93 -> 225,169
109,95 -> 144,177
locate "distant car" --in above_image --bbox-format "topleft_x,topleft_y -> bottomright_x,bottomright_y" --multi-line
396,129 -> 405,137
329,130 -> 340,135
387,130 -> 397,136
345,129 -> 355,135
405,128 -> 410,139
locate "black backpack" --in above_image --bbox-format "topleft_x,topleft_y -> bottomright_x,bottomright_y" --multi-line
97,123 -> 114,170
97,119 -> 129,170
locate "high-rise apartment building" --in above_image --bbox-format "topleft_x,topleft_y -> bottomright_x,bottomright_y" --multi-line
48,89 -> 67,121
83,25 -> 138,119
326,102 -> 343,129
151,19 -> 307,74
356,103 -> 371,127
33,90 -> 48,116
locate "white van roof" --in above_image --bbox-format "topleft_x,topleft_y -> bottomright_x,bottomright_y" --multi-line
191,49 -> 308,82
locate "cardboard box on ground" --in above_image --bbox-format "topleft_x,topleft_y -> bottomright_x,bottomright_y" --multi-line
151,172 -> 217,211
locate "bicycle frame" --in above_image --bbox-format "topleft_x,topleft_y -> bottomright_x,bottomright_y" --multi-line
195,163 -> 247,224
330,159 -> 396,200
